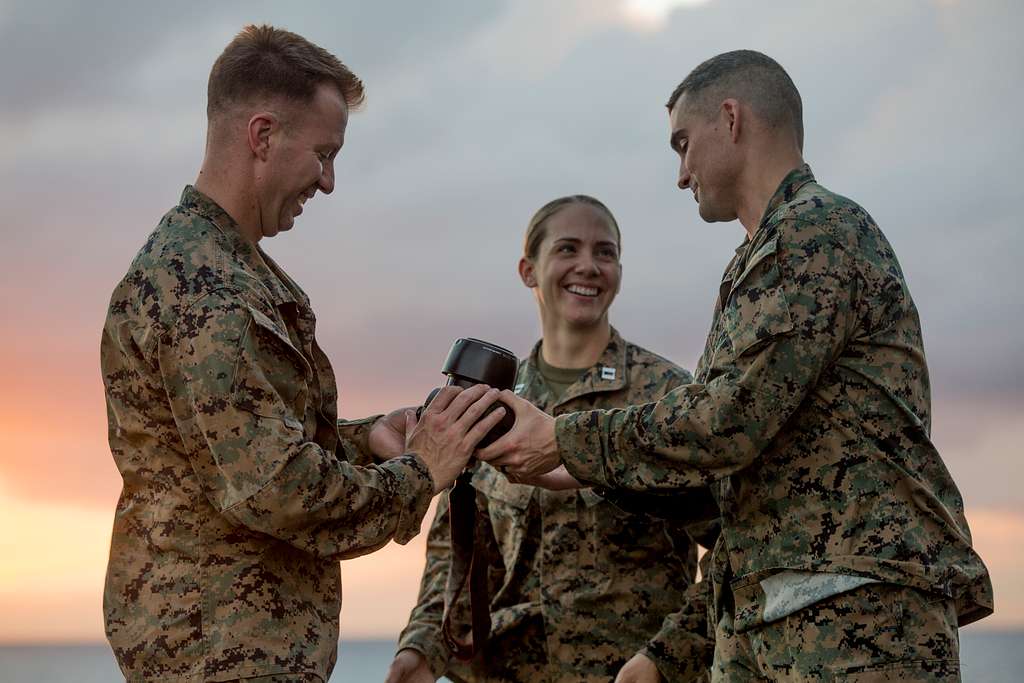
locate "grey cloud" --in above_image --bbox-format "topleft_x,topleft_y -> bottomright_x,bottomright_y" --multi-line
317,0 -> 1023,372
0,1 -> 186,118
0,0 -> 503,118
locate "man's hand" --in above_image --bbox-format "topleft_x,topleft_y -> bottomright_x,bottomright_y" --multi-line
368,407 -> 418,459
408,384 -> 505,493
384,648 -> 435,683
614,652 -> 663,683
476,390 -> 560,481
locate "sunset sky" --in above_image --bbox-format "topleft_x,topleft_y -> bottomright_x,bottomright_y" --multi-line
1,0 -> 1022,644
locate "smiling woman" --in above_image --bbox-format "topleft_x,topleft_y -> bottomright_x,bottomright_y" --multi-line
520,195 -> 623,341
387,195 -> 716,683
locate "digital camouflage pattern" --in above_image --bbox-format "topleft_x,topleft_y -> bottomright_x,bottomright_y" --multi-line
713,582 -> 961,681
101,186 -> 435,682
398,330 -> 716,682
555,166 -> 993,640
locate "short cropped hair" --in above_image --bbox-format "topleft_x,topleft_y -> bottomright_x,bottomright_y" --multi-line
524,195 -> 622,260
207,24 -> 365,120
666,50 -> 803,150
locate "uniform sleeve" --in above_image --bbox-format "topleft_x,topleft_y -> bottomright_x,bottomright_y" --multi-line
558,224 -> 856,493
642,524 -> 718,682
641,579 -> 713,682
165,289 -> 434,560
337,415 -> 383,466
395,495 -> 454,678
593,365 -> 721,522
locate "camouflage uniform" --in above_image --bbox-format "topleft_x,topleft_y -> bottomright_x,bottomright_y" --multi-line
398,330 -> 716,682
554,166 -> 993,678
101,187 -> 435,682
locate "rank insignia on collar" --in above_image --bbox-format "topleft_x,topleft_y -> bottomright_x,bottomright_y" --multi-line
600,367 -> 616,381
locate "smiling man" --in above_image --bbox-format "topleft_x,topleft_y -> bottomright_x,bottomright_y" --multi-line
100,25 -> 504,682
480,50 -> 993,680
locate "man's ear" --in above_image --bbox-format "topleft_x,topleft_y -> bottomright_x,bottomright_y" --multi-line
247,112 -> 277,161
721,98 -> 741,143
518,257 -> 537,288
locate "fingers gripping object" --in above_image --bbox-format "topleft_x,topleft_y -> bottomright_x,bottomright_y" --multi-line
419,338 -> 518,661
416,337 -> 518,447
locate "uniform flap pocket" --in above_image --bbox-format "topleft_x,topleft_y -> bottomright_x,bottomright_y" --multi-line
733,235 -> 778,292
230,305 -> 309,427
726,285 -> 795,357
471,463 -> 534,509
247,306 -> 290,345
245,305 -> 312,374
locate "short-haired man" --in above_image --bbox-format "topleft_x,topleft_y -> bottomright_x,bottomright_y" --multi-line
482,50 -> 992,680
101,25 -> 504,682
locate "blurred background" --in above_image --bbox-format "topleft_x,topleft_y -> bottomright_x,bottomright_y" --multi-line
1,0 -> 1021,679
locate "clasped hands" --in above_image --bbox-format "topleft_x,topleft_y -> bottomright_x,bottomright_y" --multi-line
367,388 -> 582,491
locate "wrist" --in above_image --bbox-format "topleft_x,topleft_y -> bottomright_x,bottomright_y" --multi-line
544,414 -> 560,466
339,413 -> 384,455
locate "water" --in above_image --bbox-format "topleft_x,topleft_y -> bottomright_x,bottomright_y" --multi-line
1,632 -> 1020,682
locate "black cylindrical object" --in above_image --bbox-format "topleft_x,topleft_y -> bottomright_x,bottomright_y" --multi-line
421,338 -> 518,448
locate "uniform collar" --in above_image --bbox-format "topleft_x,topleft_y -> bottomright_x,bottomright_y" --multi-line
520,326 -> 629,410
717,164 -> 815,309
757,163 -> 815,234
178,185 -> 297,308
717,240 -> 750,312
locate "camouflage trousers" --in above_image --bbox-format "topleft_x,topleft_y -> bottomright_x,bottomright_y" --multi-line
712,583 -> 960,681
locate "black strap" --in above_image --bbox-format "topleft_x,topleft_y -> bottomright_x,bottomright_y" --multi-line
441,471 -> 491,660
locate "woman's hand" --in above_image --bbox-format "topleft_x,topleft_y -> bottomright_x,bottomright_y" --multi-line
614,652 -> 663,683
384,648 -> 435,683
368,407 -> 418,459
517,464 -> 582,490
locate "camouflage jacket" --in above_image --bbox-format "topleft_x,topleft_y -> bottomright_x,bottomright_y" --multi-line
398,330 -> 715,682
100,186 -> 434,682
556,166 -> 993,633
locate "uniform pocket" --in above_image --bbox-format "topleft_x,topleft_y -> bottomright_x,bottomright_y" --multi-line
471,464 -> 535,576
472,463 -> 534,509
734,236 -> 781,291
230,306 -> 310,430
725,284 -> 794,358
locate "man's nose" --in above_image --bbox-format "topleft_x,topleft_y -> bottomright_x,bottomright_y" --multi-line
318,160 -> 335,195
677,163 -> 691,191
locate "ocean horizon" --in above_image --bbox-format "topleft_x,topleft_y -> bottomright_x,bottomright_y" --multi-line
1,630 -> 1021,682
